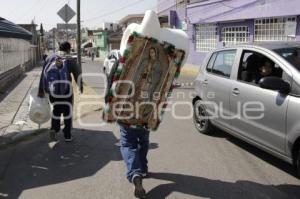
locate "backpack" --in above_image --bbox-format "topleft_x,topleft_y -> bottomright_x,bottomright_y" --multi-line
43,55 -> 71,96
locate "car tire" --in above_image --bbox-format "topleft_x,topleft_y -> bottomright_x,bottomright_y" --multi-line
296,148 -> 300,178
193,100 -> 213,135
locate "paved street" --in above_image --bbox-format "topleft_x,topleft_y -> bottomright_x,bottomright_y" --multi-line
0,60 -> 300,199
81,58 -> 106,95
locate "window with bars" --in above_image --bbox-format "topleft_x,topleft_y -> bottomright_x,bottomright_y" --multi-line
221,26 -> 250,45
195,24 -> 217,52
255,16 -> 297,42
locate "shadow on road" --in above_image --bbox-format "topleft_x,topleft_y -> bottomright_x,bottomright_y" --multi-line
206,128 -> 297,178
0,128 -> 122,199
147,172 -> 300,199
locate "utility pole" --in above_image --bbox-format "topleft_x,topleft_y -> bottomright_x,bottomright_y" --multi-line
53,29 -> 56,52
66,23 -> 68,41
65,5 -> 69,41
77,0 -> 82,70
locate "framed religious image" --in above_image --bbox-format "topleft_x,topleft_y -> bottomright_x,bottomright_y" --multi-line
103,32 -> 186,131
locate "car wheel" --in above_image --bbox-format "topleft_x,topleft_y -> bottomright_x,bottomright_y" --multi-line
193,100 -> 213,134
296,148 -> 300,178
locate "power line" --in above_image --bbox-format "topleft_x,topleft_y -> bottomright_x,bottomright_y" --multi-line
83,0 -> 147,22
15,0 -> 41,21
32,0 -> 49,18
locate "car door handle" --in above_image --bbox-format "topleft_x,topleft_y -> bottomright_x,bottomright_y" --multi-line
232,88 -> 240,95
203,80 -> 208,85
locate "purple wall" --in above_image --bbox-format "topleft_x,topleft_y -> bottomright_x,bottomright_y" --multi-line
158,0 -> 186,28
174,7 -> 186,28
187,0 -> 300,24
157,0 -> 300,66
157,0 -> 176,18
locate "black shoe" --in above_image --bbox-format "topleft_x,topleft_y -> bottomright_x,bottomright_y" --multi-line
132,175 -> 146,198
141,168 -> 149,178
64,136 -> 73,143
49,130 -> 58,142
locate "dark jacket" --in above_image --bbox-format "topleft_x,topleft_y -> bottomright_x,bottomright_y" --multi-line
38,51 -> 83,95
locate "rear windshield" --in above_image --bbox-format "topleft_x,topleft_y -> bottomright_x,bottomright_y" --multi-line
274,47 -> 300,71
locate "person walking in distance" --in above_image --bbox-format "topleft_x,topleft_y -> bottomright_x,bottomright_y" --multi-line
38,41 -> 83,142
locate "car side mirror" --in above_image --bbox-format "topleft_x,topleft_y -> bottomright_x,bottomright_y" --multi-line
259,76 -> 290,94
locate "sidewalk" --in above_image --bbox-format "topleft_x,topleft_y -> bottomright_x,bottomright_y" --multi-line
0,65 -> 102,147
0,67 -> 44,147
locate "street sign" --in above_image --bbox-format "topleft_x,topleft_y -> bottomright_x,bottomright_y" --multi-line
57,4 -> 76,23
57,23 -> 77,30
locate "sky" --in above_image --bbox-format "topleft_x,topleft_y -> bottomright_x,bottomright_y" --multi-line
0,0 -> 157,30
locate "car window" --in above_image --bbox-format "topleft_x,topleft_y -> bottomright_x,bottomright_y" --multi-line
274,47 -> 300,72
210,50 -> 236,78
238,50 -> 284,85
206,53 -> 217,72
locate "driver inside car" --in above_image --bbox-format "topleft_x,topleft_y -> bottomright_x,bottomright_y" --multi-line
253,59 -> 275,84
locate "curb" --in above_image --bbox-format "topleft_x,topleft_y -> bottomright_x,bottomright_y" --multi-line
175,82 -> 194,88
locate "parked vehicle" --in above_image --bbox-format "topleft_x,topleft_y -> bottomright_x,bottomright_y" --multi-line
193,43 -> 300,177
70,52 -> 77,59
103,50 -> 121,77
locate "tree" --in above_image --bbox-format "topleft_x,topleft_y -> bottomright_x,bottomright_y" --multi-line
40,23 -> 44,36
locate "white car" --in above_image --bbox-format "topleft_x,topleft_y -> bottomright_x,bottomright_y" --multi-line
193,43 -> 300,177
103,50 -> 121,77
70,52 -> 77,59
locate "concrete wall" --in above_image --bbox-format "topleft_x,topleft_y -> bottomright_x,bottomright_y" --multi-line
0,38 -> 37,92
0,38 -> 31,73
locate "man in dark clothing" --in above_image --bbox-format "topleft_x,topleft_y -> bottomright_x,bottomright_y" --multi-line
38,41 -> 83,142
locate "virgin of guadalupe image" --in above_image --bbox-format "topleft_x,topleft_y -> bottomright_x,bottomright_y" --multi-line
133,46 -> 163,119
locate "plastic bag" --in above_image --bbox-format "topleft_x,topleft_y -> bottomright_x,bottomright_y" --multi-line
29,87 -> 51,124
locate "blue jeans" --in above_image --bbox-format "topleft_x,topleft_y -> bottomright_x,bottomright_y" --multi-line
119,124 -> 150,182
